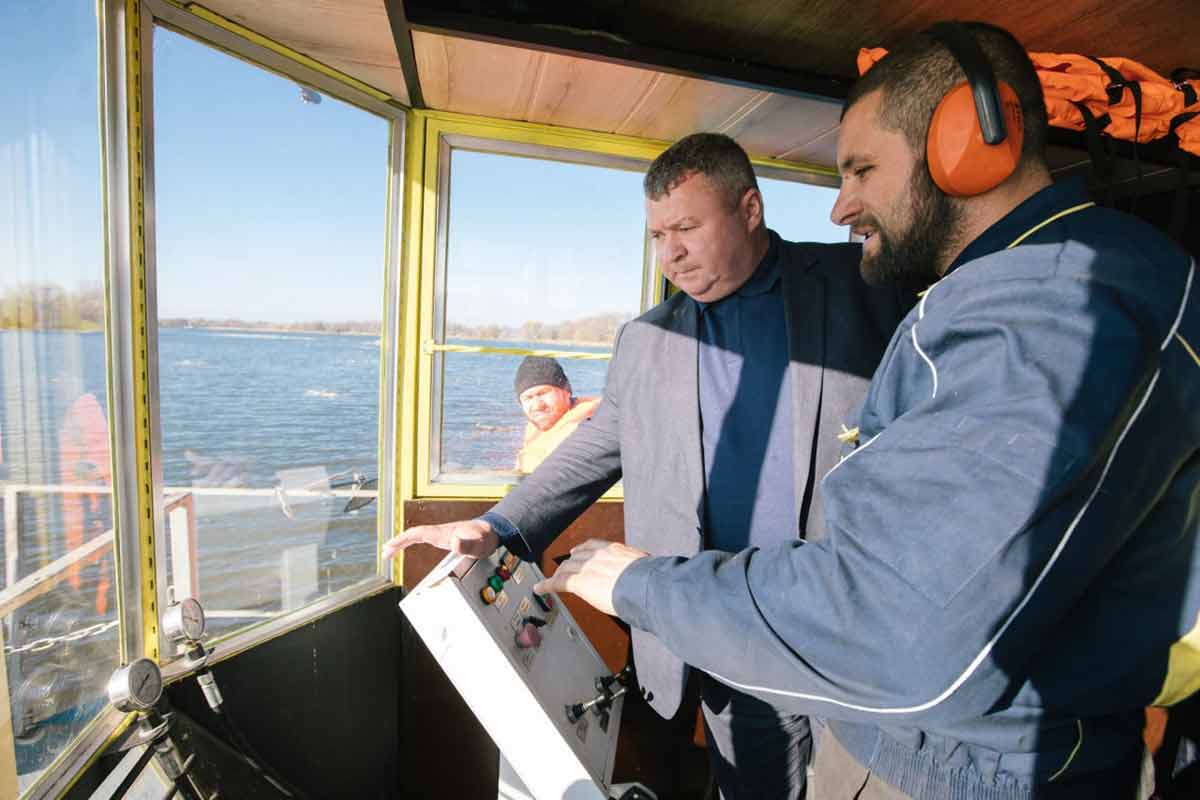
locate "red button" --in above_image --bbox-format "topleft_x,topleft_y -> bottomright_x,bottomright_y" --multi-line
515,623 -> 542,649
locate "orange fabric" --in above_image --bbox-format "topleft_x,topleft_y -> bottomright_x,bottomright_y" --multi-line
516,397 -> 600,473
57,393 -> 111,595
857,47 -> 1200,157
1177,115 -> 1200,155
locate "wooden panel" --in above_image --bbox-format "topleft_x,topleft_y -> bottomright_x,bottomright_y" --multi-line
413,31 -> 848,166
200,0 -> 410,104
721,92 -> 845,161
415,31 -> 666,131
526,55 -> 662,132
618,76 -> 771,142
413,30 -> 539,119
777,125 -> 842,169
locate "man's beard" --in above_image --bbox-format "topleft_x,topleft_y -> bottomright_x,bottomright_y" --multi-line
860,164 -> 962,292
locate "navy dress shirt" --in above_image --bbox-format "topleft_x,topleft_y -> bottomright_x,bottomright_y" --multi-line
696,232 -> 796,552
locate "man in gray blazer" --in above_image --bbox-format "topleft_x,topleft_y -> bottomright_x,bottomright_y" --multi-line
385,133 -> 910,797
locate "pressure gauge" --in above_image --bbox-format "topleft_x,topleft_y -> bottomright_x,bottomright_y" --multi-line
107,658 -> 163,712
163,597 -> 207,643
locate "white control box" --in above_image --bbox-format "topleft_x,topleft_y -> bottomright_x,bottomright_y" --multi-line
400,548 -> 624,800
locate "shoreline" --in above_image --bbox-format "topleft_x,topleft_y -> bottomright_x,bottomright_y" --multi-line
3,325 -> 614,347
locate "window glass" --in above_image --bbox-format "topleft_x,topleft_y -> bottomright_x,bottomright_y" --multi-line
757,175 -> 848,243
434,150 -> 644,481
0,2 -> 118,790
152,28 -> 390,640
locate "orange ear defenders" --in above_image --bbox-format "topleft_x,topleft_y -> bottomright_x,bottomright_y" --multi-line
925,22 -> 1025,196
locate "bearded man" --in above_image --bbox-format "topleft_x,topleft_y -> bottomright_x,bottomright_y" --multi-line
539,21 -> 1200,800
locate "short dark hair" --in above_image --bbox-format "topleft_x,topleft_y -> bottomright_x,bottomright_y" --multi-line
644,132 -> 759,209
845,22 -> 1048,170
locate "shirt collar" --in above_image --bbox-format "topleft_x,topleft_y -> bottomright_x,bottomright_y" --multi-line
943,177 -> 1091,278
694,229 -> 781,314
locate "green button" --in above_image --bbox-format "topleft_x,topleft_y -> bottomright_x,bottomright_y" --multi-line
488,575 -> 504,593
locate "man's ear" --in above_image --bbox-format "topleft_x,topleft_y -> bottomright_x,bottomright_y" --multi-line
741,188 -> 764,232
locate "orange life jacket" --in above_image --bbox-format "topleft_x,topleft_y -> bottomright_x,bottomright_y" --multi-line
57,392 -> 113,613
857,48 -> 1200,157
516,397 -> 601,474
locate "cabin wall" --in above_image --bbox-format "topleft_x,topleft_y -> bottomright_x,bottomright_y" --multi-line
165,588 -> 402,798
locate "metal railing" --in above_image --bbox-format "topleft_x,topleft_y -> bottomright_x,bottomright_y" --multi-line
0,481 -> 379,622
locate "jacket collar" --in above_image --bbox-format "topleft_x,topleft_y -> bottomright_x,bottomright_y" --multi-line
944,177 -> 1091,277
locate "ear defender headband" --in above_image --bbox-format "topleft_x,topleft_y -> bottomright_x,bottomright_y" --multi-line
925,22 -> 1025,196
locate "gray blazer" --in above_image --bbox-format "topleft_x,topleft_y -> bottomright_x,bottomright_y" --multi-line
493,237 -> 911,717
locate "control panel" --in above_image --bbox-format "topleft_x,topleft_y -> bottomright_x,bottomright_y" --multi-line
401,548 -> 625,800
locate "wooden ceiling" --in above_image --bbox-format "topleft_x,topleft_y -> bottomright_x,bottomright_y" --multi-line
408,0 -> 1200,83
181,0 -> 1199,170
412,31 -> 843,165
197,0 -> 411,105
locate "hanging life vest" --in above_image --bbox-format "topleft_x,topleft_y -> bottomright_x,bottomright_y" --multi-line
857,47 -> 1200,158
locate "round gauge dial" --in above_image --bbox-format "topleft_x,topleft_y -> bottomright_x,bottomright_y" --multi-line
163,597 -> 207,643
107,658 -> 163,712
178,597 -> 206,640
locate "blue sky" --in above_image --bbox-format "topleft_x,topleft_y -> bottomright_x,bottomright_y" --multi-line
4,4 -> 847,326
1,2 -> 105,295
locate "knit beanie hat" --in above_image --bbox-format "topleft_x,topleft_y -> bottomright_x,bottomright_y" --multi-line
514,356 -> 571,397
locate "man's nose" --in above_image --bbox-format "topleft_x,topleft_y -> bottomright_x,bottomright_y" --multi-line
830,186 -> 860,227
663,232 -> 685,262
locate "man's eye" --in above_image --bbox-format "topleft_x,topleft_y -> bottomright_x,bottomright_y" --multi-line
854,165 -> 873,178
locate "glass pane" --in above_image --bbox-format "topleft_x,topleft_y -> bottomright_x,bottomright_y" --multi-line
757,175 -> 848,244
436,150 -> 644,480
152,28 -> 389,642
0,2 -> 119,791
439,349 -> 610,475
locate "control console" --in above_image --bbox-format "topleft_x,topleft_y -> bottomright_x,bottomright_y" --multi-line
401,548 -> 626,800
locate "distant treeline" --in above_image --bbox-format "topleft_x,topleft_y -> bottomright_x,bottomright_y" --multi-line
159,318 -> 380,335
447,312 -> 631,345
0,283 -> 105,330
0,284 -> 383,334
2,283 -> 629,344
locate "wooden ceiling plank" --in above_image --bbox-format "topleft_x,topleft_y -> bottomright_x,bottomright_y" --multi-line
526,56 -> 667,132
200,0 -> 409,103
614,73 -> 681,136
514,51 -> 548,120
412,30 -> 450,109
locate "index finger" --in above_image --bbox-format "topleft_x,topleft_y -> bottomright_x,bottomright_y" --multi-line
381,527 -> 430,558
533,570 -> 570,597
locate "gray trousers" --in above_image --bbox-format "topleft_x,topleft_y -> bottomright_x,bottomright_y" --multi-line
810,727 -> 1147,800
809,729 -> 911,800
700,673 -> 812,799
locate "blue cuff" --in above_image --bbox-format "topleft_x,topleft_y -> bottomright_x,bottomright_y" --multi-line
612,555 -> 671,632
477,511 -> 533,560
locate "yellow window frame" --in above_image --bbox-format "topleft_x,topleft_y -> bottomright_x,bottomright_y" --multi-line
400,109 -> 837,503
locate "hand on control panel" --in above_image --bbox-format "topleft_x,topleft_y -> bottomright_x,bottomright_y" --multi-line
382,518 -> 499,560
533,539 -> 649,617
